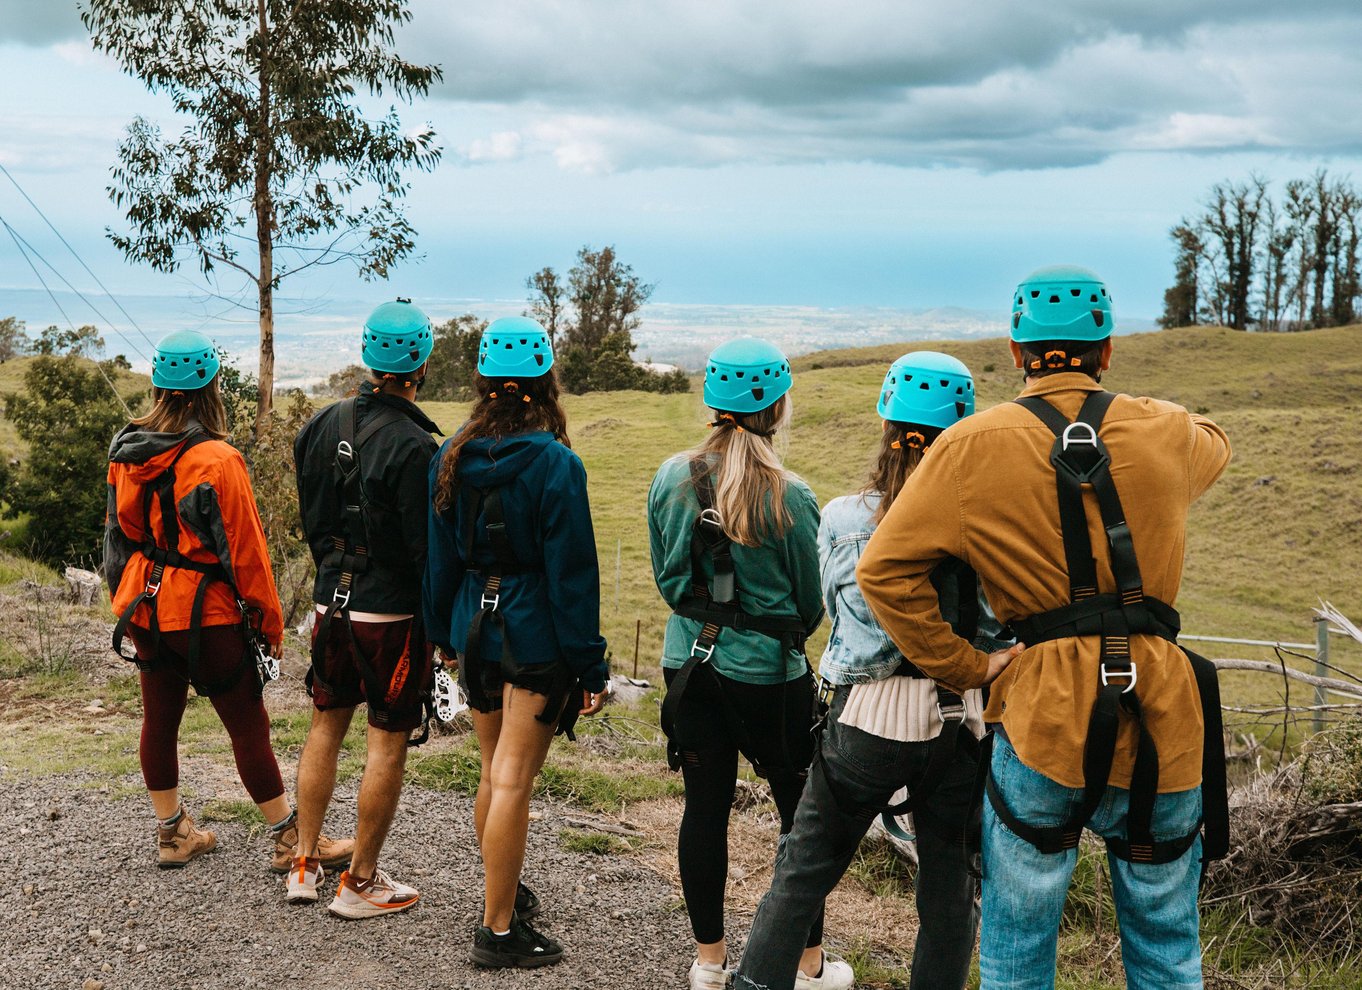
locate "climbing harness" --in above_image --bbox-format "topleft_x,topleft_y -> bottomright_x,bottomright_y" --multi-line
455,450 -> 579,736
111,432 -> 264,697
309,397 -> 435,745
973,390 -> 1228,874
659,457 -> 813,777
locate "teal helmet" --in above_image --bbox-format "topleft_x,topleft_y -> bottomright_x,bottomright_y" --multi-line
1011,265 -> 1114,343
152,330 -> 220,390
876,351 -> 974,430
703,337 -> 791,414
361,298 -> 433,374
477,316 -> 554,378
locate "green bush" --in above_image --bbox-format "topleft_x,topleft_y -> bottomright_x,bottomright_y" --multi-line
1,355 -> 134,564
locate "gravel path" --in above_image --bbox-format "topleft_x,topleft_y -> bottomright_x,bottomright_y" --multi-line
0,768 -> 697,990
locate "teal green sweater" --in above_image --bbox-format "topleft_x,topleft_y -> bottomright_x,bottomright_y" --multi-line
647,453 -> 824,684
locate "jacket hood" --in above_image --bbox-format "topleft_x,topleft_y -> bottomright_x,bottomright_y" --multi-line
456,430 -> 556,488
109,422 -> 209,482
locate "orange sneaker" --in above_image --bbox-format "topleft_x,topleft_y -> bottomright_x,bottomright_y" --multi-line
285,856 -> 325,905
327,869 -> 420,920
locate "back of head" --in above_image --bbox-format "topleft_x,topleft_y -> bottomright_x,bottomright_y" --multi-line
696,337 -> 795,548
433,317 -> 565,513
133,330 -> 229,439
1010,265 -> 1113,378
361,298 -> 433,390
867,350 -> 975,522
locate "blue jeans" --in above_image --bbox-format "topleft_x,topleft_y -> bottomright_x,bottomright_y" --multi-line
980,735 -> 1203,990
736,687 -> 979,990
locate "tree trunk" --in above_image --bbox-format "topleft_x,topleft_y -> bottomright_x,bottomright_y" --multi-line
253,0 -> 274,439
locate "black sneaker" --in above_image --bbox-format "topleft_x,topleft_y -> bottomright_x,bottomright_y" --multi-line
470,913 -> 564,968
515,881 -> 542,920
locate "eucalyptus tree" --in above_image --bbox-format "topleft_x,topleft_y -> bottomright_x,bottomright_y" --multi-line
82,0 -> 442,434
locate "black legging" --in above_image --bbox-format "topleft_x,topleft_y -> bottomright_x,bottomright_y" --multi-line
664,664 -> 823,948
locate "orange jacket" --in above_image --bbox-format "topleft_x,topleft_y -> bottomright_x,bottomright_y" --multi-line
858,374 -> 1231,792
105,425 -> 283,643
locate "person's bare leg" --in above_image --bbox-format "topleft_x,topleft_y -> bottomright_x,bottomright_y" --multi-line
480,684 -> 557,931
148,787 -> 181,820
257,793 -> 292,827
348,723 -> 409,879
295,706 -> 355,857
471,706 -> 504,846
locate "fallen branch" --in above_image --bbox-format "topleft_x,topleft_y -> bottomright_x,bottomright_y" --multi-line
1212,659 -> 1362,701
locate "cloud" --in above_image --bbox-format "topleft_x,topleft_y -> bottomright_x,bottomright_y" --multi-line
405,0 -> 1362,172
0,0 -> 83,45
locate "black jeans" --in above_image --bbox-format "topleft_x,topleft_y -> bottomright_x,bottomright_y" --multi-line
735,686 -> 980,990
663,664 -> 822,948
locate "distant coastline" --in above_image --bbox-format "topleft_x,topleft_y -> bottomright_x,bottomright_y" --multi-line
0,286 -> 1155,388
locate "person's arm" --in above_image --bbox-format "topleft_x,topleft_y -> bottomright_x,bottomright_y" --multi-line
816,510 -> 840,630
541,451 -> 609,693
422,444 -> 462,656
1188,413 -> 1232,500
647,459 -> 694,610
783,481 -> 825,633
856,439 -> 990,694
207,450 -> 284,644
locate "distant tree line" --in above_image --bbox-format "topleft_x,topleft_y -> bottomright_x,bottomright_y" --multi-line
1162,170 -> 1362,331
315,245 -> 691,400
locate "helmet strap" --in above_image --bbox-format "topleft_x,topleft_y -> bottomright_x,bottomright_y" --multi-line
891,430 -> 928,451
489,381 -> 532,403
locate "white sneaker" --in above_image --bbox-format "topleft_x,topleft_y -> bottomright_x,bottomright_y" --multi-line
327,868 -> 420,919
795,953 -> 855,990
688,957 -> 731,990
285,856 -> 324,904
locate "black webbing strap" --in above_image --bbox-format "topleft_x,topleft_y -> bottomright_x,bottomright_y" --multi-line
459,485 -> 562,727
984,391 -> 1221,868
311,397 -> 430,741
112,433 -> 251,697
661,458 -> 810,771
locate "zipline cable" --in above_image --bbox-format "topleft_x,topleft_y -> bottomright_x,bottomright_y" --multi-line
2,216 -> 133,418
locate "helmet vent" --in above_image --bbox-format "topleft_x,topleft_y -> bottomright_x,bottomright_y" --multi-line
764,368 -> 772,376
940,379 -> 948,387
736,371 -> 744,378
535,354 -> 544,367
1030,290 -> 1040,298
751,387 -> 764,401
520,338 -> 527,344
1013,314 -> 1021,328
505,343 -> 513,349
919,382 -> 930,390
956,401 -> 967,417
1091,294 -> 1099,302
1070,289 -> 1081,297
1092,310 -> 1105,328
721,375 -> 729,381
1049,294 -> 1060,303
197,369 -> 206,379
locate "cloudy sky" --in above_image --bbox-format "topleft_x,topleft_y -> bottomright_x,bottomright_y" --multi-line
2,0 -> 1362,331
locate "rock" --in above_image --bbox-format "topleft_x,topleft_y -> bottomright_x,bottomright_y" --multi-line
135,943 -> 147,953
1253,475 -> 1275,487
65,567 -> 103,607
82,979 -> 103,990
605,676 -> 652,707
22,884 -> 34,896
101,963 -> 113,973
47,806 -> 62,821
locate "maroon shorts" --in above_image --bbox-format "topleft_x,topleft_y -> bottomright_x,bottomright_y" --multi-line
309,615 -> 433,732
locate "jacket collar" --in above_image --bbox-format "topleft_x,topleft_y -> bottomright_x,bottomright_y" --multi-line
361,390 -> 443,436
1017,372 -> 1105,399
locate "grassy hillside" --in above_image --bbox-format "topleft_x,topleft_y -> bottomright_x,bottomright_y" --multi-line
420,324 -> 1362,702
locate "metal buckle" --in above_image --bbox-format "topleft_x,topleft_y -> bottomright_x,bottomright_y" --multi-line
336,439 -> 355,464
332,587 -> 350,608
690,640 -> 716,662
144,581 -> 161,598
481,592 -> 500,610
1100,662 -> 1138,693
1060,421 -> 1100,451
937,700 -> 967,722
698,507 -> 723,529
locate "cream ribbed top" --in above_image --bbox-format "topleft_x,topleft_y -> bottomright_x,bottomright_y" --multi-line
840,677 -> 985,743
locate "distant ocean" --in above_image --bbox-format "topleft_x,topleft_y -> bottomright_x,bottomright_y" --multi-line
0,286 -> 1155,388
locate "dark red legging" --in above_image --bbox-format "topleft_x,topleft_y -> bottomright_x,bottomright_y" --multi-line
130,623 -> 285,804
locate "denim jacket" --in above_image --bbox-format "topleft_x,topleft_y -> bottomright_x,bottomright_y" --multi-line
817,492 -> 1009,686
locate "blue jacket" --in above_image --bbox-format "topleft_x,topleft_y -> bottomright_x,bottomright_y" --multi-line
423,431 -> 609,693
818,492 -> 1010,686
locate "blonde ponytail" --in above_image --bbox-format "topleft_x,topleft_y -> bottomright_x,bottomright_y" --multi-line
686,396 -> 794,547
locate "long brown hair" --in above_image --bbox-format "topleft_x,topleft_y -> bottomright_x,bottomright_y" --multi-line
433,372 -> 571,514
863,420 -> 942,524
687,396 -> 794,548
129,377 -> 230,440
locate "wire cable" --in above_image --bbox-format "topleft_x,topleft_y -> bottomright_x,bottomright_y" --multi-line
0,161 -> 159,353
2,217 -> 133,417
0,216 -> 151,367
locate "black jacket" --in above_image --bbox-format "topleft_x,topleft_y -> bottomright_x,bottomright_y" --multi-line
295,392 -> 441,613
